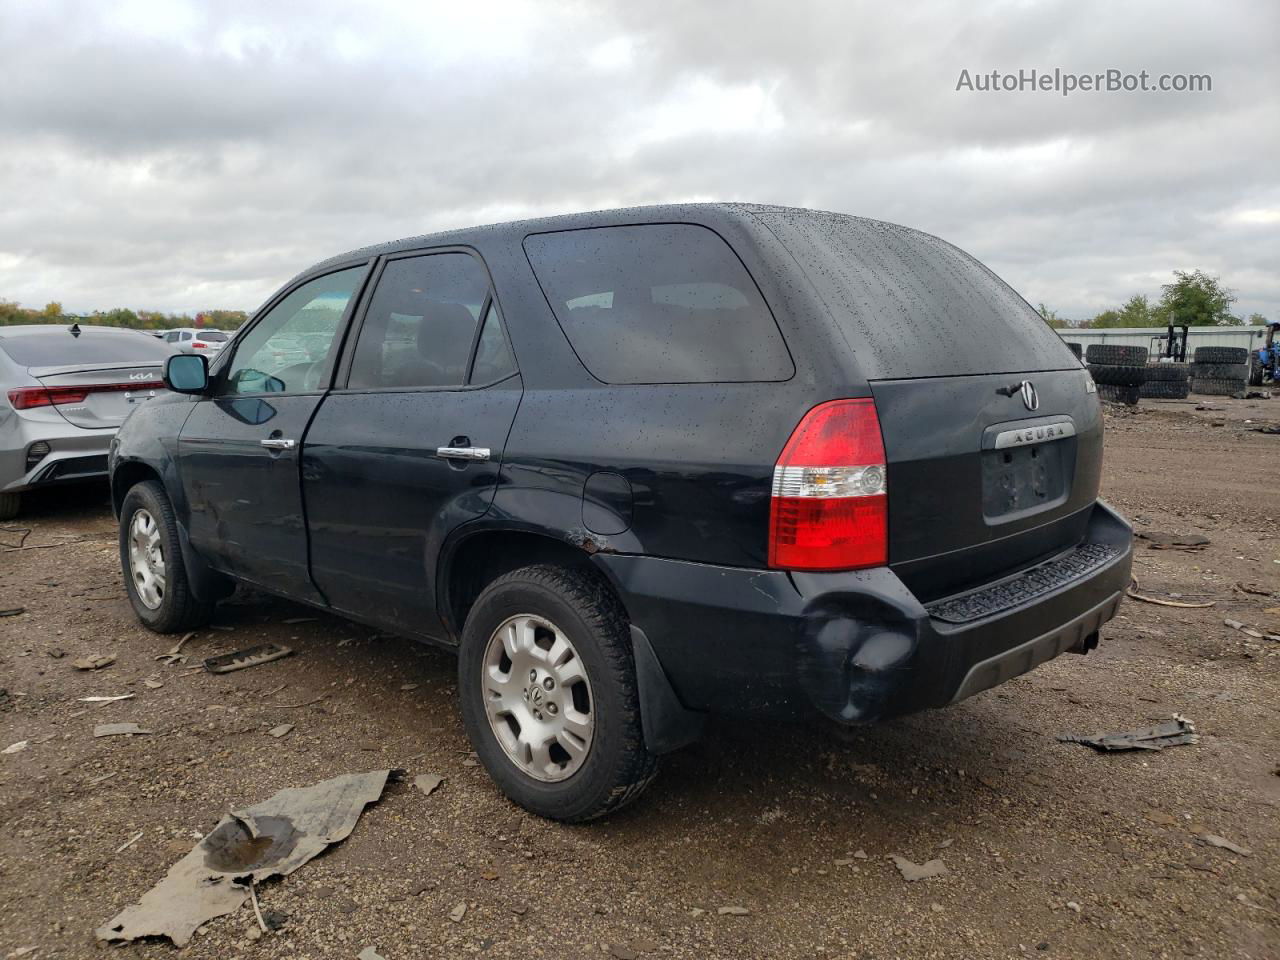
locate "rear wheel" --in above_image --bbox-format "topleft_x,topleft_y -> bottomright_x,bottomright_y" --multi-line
119,480 -> 212,632
0,492 -> 19,521
458,564 -> 658,821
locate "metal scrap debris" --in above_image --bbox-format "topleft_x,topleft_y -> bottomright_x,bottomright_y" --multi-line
0,607 -> 24,617
98,769 -> 393,945
1058,716 -> 1198,752
890,855 -> 949,882
204,642 -> 294,674
79,694 -> 135,704
94,723 -> 152,738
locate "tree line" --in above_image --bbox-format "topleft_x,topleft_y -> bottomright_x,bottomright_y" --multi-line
0,300 -> 249,330
1037,269 -> 1269,329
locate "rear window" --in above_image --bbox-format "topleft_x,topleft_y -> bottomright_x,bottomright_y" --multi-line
756,210 -> 1076,379
524,224 -> 793,384
201,331 -> 229,342
0,329 -> 175,367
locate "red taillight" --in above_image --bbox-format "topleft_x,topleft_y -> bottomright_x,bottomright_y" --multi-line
7,380 -> 163,410
8,386 -> 89,409
192,341 -> 207,349
768,398 -> 888,571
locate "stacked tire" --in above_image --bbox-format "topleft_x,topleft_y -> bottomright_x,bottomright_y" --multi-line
1086,344 -> 1147,405
1189,346 -> 1250,396
1139,362 -> 1190,399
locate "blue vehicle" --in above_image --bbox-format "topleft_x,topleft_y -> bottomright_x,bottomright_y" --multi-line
1252,323 -> 1279,386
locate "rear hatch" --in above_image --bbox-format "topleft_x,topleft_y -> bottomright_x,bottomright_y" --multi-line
756,208 -> 1100,601
1,328 -> 174,429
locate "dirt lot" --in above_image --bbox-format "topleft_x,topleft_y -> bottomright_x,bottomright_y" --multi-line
2,397 -> 1278,960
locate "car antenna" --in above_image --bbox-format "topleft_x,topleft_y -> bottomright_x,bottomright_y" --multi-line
69,322 -> 81,338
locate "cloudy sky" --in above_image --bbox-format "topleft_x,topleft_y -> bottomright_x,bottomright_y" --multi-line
1,0 -> 1276,321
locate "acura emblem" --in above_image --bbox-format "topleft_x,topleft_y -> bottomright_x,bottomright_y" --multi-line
1020,380 -> 1039,411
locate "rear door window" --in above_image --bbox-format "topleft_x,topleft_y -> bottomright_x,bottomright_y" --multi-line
346,253 -> 493,390
524,224 -> 793,384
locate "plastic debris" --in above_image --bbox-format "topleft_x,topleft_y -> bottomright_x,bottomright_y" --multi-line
717,906 -> 750,915
0,607 -> 24,617
414,774 -> 444,796
98,769 -> 393,945
1223,619 -> 1280,642
73,654 -> 116,670
94,723 -> 152,738
449,902 -> 467,922
3,740 -> 29,754
115,830 -> 144,853
156,632 -> 196,666
1135,531 -> 1209,551
358,948 -> 387,960
267,724 -> 295,739
1198,834 -> 1252,856
890,855 -> 949,881
79,694 -> 135,703
1058,716 -> 1198,752
204,643 -> 294,674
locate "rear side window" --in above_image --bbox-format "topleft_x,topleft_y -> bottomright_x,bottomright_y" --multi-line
524,224 -> 793,384
0,330 -> 175,366
347,253 -> 491,390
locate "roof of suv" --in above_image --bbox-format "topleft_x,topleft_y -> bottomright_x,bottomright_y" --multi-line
303,202 -> 926,276
0,324 -> 148,339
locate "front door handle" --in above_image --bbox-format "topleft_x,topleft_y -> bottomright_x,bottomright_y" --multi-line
435,446 -> 490,461
260,438 -> 296,451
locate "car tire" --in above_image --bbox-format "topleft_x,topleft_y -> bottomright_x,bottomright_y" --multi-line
1087,363 -> 1147,387
1189,362 -> 1249,381
1189,378 -> 1247,397
0,492 -> 19,521
1192,346 -> 1249,365
118,480 -> 213,633
1248,355 -> 1263,387
457,564 -> 659,822
1085,344 -> 1148,365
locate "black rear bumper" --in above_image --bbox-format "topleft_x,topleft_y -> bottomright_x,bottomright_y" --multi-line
595,500 -> 1132,725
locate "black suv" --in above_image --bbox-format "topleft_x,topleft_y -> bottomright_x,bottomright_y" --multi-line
110,204 -> 1133,820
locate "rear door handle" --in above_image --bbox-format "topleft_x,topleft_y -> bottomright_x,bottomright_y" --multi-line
260,438 -> 296,451
435,446 -> 490,461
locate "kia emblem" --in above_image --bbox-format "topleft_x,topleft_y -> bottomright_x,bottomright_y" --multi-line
1020,380 -> 1039,411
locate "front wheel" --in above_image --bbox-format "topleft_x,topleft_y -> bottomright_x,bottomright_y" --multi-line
0,491 -> 19,521
119,480 -> 212,632
457,564 -> 658,821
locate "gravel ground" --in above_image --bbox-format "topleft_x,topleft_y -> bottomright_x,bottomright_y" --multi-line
1,397 -> 1278,960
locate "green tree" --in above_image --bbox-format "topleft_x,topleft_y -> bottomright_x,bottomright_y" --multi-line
1037,303 -> 1069,328
1086,308 -> 1124,328
1246,312 -> 1267,325
41,301 -> 63,319
1118,294 -> 1159,326
1159,270 -> 1237,326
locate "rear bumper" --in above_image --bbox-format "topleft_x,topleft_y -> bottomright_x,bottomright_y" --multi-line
595,500 -> 1132,724
1,425 -> 115,493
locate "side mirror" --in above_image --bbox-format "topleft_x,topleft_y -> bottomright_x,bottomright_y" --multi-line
164,354 -> 209,394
